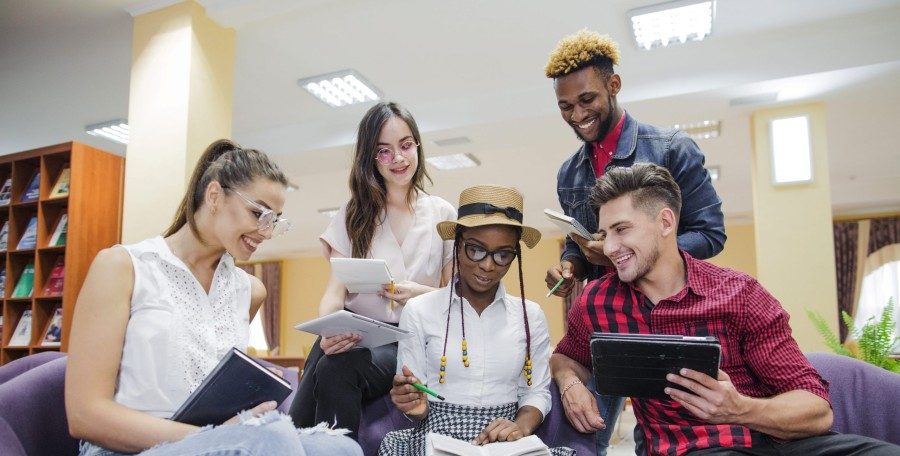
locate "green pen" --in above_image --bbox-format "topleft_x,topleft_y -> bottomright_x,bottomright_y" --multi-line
546,276 -> 565,297
412,382 -> 445,401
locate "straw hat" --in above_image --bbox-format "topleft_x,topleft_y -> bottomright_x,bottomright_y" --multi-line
437,185 -> 541,248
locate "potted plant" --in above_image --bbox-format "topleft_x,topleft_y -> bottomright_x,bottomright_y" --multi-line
807,298 -> 899,373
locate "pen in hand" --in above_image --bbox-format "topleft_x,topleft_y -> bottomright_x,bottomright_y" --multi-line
547,276 -> 565,297
412,382 -> 445,401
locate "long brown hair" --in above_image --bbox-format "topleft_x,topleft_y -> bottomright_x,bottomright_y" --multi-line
346,102 -> 431,258
164,139 -> 288,243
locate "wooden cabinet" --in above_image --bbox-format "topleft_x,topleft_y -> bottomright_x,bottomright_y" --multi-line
0,142 -> 123,365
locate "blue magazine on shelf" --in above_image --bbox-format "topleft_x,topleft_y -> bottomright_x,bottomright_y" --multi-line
21,172 -> 40,202
17,217 -> 38,250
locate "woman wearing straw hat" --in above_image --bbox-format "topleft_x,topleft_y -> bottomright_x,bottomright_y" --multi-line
379,185 -> 574,456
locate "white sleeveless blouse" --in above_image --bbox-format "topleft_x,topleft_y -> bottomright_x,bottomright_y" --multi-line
113,236 -> 251,418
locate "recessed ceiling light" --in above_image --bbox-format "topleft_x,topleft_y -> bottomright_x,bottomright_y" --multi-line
705,166 -> 720,182
426,153 -> 481,171
629,0 -> 715,51
673,120 -> 720,140
298,70 -> 381,107
433,136 -> 472,147
86,119 -> 129,144
318,207 -> 340,218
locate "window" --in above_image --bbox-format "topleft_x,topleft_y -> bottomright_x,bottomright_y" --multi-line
248,305 -> 269,352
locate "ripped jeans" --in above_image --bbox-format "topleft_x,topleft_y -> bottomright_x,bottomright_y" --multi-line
78,411 -> 362,456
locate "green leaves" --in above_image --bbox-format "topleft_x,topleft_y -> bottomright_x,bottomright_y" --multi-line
807,298 -> 899,374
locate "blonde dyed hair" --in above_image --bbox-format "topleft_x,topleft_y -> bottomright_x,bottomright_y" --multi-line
545,29 -> 620,78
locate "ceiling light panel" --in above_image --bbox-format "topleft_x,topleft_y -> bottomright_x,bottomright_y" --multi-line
673,120 -> 720,140
426,153 -> 481,170
298,70 -> 381,107
629,0 -> 715,51
86,119 -> 129,144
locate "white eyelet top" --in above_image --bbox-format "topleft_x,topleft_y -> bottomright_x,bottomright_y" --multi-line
113,236 -> 251,418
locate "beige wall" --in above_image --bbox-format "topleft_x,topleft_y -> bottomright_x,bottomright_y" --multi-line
708,223 -> 757,277
751,103 -> 838,352
280,255 -> 330,357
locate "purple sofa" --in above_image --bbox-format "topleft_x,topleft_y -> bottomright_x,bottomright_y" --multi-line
3,352 -> 896,455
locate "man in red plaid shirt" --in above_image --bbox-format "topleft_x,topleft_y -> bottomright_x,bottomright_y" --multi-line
551,163 -> 898,455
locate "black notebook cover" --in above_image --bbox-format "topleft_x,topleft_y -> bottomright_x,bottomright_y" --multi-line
590,333 -> 721,400
170,347 -> 292,426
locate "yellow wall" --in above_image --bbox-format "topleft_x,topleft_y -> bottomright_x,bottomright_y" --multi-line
750,103 -> 838,352
280,255 -> 330,357
707,223 -> 757,277
122,1 -> 234,242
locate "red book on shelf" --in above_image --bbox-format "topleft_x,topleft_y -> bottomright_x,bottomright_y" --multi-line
42,257 -> 65,296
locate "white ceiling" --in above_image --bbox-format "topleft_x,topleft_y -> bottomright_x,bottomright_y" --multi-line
2,0 -> 900,259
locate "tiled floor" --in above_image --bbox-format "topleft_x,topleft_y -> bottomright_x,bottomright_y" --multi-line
607,403 -> 637,455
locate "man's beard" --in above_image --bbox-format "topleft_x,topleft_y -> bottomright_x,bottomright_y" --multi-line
572,94 -> 616,143
618,240 -> 661,284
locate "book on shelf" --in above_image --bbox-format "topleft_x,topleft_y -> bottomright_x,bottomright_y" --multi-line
8,310 -> 33,346
0,266 -> 6,297
42,257 -> 65,296
48,213 -> 68,247
171,347 -> 292,426
12,262 -> 35,298
0,316 -> 3,337
41,307 -> 63,347
0,178 -> 12,206
20,171 -> 40,203
426,433 -> 551,456
49,167 -> 70,198
0,220 -> 8,252
16,216 -> 38,250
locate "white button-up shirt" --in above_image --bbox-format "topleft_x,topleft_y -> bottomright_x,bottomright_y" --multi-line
397,282 -> 552,418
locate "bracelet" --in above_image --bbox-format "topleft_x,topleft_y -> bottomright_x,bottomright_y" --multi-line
561,379 -> 583,398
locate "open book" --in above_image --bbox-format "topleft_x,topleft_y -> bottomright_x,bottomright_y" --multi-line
330,258 -> 393,293
426,433 -> 551,456
294,310 -> 412,349
543,209 -> 593,240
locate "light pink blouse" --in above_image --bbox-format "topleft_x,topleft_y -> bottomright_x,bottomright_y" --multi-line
321,194 -> 456,323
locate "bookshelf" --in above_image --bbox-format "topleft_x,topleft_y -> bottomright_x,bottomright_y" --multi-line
0,142 -> 123,365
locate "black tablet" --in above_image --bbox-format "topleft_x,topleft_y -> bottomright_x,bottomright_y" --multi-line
590,333 -> 721,400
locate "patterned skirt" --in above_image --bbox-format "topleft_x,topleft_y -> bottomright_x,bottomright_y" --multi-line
378,401 -> 575,456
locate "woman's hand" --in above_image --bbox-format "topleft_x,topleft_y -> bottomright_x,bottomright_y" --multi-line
222,400 -> 278,425
320,332 -> 361,355
380,280 -> 433,305
390,365 -> 428,419
472,418 -> 526,445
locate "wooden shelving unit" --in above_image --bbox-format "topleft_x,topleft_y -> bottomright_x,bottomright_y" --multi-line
0,142 -> 123,365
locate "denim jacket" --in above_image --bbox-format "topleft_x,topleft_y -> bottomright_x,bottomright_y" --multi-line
557,112 -> 726,280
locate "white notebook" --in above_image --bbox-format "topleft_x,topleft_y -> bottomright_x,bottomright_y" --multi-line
426,433 -> 551,456
543,208 -> 593,240
330,258 -> 394,293
294,310 -> 412,349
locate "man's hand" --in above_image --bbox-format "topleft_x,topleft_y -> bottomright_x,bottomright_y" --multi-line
390,365 -> 427,418
472,419 -> 526,445
545,260 -> 577,297
320,332 -> 361,355
560,381 -> 606,433
666,369 -> 751,424
571,234 -> 612,267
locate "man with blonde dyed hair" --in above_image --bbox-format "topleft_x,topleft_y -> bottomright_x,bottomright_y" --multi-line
543,30 -> 726,455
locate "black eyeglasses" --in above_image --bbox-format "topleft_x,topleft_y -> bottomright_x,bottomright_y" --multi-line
462,242 -> 517,266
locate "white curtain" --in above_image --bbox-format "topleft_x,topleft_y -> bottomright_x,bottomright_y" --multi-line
854,243 -> 900,354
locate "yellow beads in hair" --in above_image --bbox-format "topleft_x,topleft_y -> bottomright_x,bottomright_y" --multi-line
439,355 -> 447,384
523,356 -> 533,386
462,339 -> 470,367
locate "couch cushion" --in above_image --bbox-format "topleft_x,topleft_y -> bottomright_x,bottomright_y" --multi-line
0,351 -> 66,385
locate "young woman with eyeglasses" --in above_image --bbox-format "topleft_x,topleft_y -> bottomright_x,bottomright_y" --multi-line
289,102 -> 456,440
380,185 -> 573,456
66,139 -> 361,456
